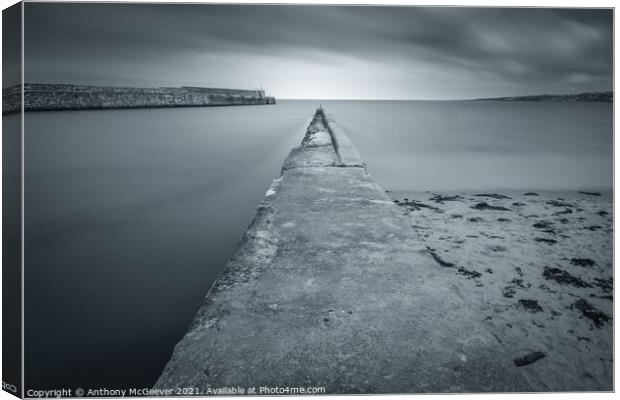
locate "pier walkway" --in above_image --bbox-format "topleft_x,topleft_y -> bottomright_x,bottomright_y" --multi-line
155,109 -> 533,393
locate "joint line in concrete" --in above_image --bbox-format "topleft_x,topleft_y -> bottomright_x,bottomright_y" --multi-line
316,108 -> 343,165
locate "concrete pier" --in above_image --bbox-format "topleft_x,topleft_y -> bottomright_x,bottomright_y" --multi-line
2,84 -> 276,114
155,109 -> 535,393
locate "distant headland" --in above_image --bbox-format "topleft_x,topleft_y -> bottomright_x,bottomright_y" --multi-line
474,91 -> 612,103
2,83 -> 276,114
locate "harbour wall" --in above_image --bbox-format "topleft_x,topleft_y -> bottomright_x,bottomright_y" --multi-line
153,108 -> 538,393
2,83 -> 276,114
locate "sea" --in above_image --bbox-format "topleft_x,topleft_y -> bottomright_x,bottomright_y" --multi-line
14,99 -> 612,389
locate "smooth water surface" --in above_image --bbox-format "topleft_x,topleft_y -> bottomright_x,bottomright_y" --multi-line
325,100 -> 613,191
22,100 -> 612,389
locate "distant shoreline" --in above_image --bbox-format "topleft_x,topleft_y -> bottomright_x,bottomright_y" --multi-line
473,91 -> 612,103
276,94 -> 613,102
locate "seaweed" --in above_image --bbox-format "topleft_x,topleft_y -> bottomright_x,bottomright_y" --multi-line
457,266 -> 482,279
474,193 -> 512,199
533,221 -> 555,234
578,191 -> 602,196
429,194 -> 463,204
487,245 -> 507,252
543,267 -> 591,288
570,258 -> 595,268
592,277 -> 613,293
534,237 -> 557,244
426,247 -> 455,268
471,202 -> 510,211
397,199 -> 443,213
547,200 -> 575,208
518,299 -> 543,313
571,298 -> 610,328
502,278 -> 530,298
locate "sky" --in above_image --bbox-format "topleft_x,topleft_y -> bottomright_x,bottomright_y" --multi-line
22,3 -> 613,100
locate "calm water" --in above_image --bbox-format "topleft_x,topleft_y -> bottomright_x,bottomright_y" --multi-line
21,100 -> 612,390
325,100 -> 613,191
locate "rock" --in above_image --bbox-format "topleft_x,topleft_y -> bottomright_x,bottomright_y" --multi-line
524,192 -> 539,196
578,191 -> 602,196
514,352 -> 546,367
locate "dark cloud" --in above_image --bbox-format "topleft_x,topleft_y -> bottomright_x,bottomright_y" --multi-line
24,3 -> 612,99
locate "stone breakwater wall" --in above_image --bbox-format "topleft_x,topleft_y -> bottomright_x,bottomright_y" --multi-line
2,83 -> 276,114
154,109 -> 540,394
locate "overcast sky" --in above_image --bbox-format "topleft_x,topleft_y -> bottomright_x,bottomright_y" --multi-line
23,4 -> 612,100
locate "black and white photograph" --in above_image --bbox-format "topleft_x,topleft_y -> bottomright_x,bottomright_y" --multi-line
1,0 -> 615,397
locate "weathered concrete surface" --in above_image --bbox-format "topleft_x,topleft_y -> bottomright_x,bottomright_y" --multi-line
155,109 -> 536,393
2,84 -> 276,114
